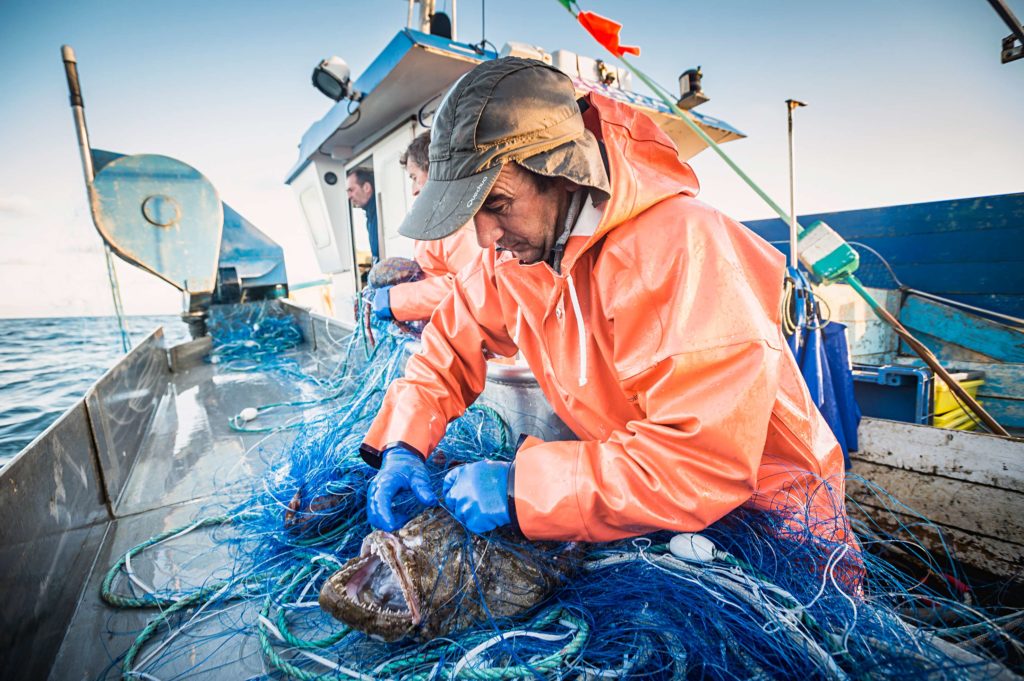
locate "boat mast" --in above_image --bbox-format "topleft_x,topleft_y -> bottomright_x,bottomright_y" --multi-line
406,0 -> 457,40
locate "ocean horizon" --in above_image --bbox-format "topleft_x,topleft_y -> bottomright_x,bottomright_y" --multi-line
0,315 -> 191,465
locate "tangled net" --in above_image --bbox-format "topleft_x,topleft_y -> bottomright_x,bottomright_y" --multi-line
99,301 -> 1023,680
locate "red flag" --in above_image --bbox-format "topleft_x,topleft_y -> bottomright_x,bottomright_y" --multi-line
577,11 -> 640,58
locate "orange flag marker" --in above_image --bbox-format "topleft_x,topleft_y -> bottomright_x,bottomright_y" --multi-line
577,11 -> 640,58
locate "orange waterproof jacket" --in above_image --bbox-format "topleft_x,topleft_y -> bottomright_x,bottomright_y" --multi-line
388,224 -> 480,322
362,93 -> 846,543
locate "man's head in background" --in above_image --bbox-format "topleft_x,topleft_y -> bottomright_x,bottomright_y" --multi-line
400,132 -> 431,197
346,168 -> 375,210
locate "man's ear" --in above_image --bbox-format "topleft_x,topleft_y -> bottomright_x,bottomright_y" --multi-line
560,178 -> 581,193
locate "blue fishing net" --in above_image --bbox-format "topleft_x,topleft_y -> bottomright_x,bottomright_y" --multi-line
99,301 -> 1023,680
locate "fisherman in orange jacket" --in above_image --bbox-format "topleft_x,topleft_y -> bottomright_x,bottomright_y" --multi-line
370,132 -> 481,323
362,57 -> 849,544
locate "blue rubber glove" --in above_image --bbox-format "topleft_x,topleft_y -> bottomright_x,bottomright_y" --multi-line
367,446 -> 437,531
442,461 -> 511,534
371,286 -> 394,321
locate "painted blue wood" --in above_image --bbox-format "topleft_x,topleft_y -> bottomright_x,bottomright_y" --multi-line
986,398 -> 1024,428
900,296 -> 1024,362
891,262 -> 1024,295
895,358 -> 1023,427
745,192 -> 1024,318
898,359 -> 1024,399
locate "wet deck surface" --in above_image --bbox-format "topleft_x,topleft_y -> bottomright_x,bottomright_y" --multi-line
49,346 -> 325,680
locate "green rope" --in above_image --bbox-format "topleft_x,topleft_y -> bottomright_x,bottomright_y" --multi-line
101,513 -> 256,608
257,566 -> 357,681
465,403 -> 513,454
120,577 -> 266,678
272,559 -> 350,650
447,611 -> 590,680
373,607 -> 587,681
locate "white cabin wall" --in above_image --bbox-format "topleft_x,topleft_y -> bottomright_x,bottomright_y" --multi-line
371,122 -> 418,260
290,159 -> 359,325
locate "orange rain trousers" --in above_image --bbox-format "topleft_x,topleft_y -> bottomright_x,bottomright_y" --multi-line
362,93 -> 847,543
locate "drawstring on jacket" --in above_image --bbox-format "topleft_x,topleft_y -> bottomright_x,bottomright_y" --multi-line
553,190 -> 589,388
565,274 -> 588,387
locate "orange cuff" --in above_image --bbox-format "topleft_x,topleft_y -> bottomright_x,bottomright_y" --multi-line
510,437 -> 590,541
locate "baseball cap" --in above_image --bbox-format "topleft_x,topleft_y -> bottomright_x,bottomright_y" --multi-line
399,57 -> 610,241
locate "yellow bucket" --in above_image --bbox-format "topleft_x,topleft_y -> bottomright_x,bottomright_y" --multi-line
933,378 -> 984,415
932,401 -> 983,430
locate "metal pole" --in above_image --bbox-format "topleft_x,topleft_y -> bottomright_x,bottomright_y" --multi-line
451,0 -> 457,41
420,0 -> 435,32
986,0 -> 1024,45
62,45 -> 131,352
62,46 -> 95,186
786,99 -> 806,270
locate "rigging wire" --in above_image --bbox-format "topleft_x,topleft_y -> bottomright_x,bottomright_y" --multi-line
103,245 -> 132,352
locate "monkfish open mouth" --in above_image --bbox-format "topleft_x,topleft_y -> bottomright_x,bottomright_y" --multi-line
319,532 -> 422,635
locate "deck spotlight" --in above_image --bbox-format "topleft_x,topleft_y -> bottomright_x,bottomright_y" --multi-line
677,66 -> 709,110
312,56 -> 363,102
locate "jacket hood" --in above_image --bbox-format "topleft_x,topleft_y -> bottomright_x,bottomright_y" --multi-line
563,93 -> 701,270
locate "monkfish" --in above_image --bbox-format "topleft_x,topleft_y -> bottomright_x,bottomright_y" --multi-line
319,507 -> 578,642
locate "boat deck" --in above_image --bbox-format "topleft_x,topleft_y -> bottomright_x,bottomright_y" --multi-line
49,345 -> 315,679
0,303 -> 356,681
3,302 -> 1022,680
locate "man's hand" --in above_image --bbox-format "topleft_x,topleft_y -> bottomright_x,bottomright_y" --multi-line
442,461 -> 511,534
371,286 -> 394,321
367,446 -> 437,531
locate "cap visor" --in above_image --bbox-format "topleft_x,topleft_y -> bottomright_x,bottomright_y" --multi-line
398,165 -> 501,241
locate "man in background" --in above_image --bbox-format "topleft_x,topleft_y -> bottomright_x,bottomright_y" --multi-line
347,168 -> 379,262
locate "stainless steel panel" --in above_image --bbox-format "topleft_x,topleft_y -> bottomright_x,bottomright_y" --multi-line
0,401 -> 108,539
479,363 -> 577,443
279,298 -> 318,350
1,524 -> 108,681
0,401 -> 109,681
113,356 -> 303,516
48,501 -> 266,681
86,329 -> 170,507
167,335 -> 212,372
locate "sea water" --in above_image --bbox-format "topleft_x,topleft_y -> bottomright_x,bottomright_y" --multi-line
0,316 -> 191,465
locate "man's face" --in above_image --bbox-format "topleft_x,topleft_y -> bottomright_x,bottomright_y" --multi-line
347,174 -> 373,209
407,160 -> 428,198
474,163 -> 570,265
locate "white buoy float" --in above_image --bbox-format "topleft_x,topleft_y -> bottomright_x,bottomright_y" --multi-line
669,533 -> 718,563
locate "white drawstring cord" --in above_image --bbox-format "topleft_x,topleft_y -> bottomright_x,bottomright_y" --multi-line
566,274 -> 588,387
512,307 -> 522,346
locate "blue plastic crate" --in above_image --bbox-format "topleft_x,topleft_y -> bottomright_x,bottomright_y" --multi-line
852,364 -> 933,425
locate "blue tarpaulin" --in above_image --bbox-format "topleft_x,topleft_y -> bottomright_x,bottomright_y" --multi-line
785,268 -> 860,468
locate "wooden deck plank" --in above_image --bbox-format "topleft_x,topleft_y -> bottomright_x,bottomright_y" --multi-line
847,460 -> 1024,543
848,496 -> 1024,581
853,417 -> 1024,493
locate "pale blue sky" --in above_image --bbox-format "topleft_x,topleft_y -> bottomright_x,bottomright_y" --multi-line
0,0 -> 1020,317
